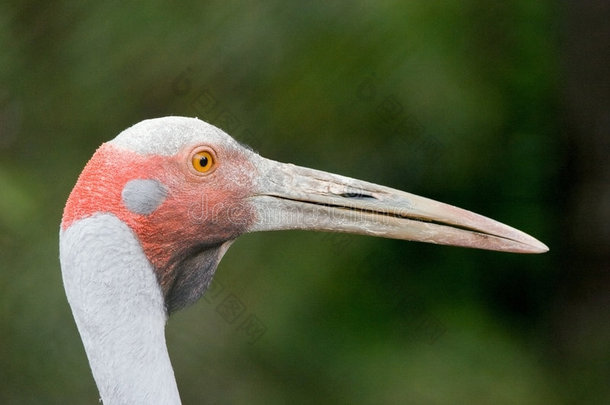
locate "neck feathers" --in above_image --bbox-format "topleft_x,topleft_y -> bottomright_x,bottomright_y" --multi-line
60,213 -> 181,404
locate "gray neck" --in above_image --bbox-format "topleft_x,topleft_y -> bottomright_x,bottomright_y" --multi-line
60,214 -> 181,405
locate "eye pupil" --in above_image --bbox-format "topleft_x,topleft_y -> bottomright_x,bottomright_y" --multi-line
199,156 -> 208,167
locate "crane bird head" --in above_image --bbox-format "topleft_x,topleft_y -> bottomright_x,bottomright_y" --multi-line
60,116 -> 547,403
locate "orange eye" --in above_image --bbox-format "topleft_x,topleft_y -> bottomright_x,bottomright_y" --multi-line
191,150 -> 215,173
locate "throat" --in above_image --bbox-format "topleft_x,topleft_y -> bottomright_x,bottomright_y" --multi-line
161,240 -> 235,314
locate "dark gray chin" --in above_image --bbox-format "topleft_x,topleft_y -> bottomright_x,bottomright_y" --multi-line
163,243 -> 226,314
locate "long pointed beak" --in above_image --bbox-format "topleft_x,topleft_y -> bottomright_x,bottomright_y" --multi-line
246,156 -> 548,254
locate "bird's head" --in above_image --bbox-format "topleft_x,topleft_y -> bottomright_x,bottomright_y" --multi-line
62,116 -> 547,314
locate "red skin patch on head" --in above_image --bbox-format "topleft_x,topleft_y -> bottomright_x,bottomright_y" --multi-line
62,143 -> 256,294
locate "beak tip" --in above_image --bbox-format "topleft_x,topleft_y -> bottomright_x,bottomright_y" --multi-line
523,238 -> 549,254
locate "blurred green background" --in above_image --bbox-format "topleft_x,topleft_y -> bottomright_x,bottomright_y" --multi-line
1,1 -> 608,404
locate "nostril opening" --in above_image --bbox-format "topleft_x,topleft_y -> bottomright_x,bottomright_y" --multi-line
341,192 -> 376,200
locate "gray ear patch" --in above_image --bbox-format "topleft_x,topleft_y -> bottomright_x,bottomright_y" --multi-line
121,179 -> 168,215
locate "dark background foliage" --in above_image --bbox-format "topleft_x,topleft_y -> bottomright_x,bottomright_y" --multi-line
1,1 -> 608,404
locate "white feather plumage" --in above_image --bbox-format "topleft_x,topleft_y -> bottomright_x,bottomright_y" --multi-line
60,213 -> 181,405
